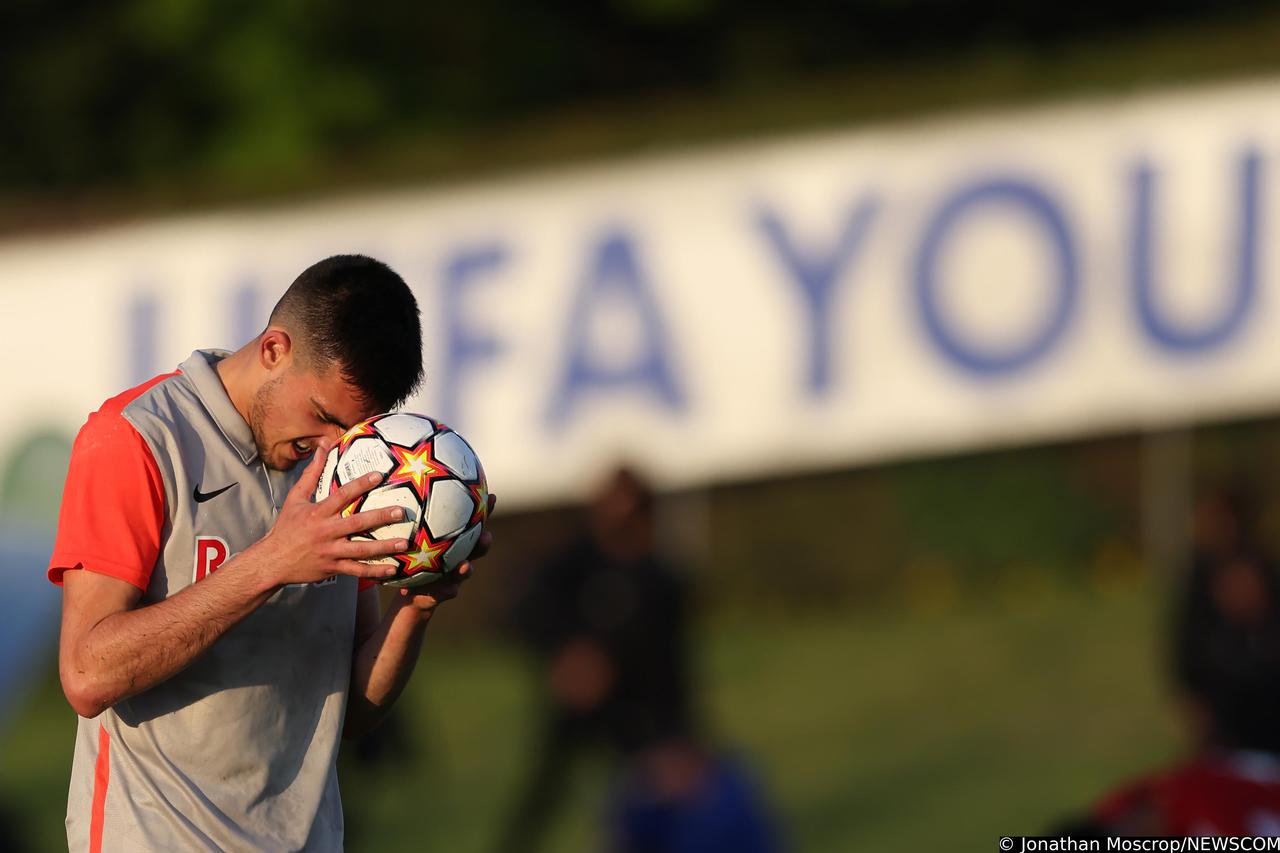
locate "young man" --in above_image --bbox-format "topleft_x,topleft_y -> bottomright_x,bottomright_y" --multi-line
49,255 -> 493,852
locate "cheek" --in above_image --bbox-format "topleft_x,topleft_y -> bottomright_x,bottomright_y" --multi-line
260,418 -> 305,448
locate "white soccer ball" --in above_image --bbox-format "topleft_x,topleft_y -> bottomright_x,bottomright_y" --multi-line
315,414 -> 489,588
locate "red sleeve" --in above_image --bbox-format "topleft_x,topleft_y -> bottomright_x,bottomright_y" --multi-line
48,406 -> 165,592
358,579 -> 377,592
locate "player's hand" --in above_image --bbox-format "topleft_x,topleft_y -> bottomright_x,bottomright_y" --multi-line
397,561 -> 471,614
397,492 -> 496,612
255,439 -> 409,587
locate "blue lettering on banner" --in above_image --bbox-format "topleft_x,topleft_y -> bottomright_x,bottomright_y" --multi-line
230,277 -> 262,348
439,243 -> 509,428
1131,148 -> 1261,354
231,277 -> 261,348
127,291 -> 160,385
756,196 -> 879,397
110,141 -> 1269,424
546,228 -> 685,429
914,177 -> 1078,377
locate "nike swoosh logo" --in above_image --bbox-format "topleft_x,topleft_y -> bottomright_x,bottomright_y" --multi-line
193,482 -> 238,503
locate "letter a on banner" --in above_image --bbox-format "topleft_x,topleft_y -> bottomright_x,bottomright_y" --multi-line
546,229 -> 684,429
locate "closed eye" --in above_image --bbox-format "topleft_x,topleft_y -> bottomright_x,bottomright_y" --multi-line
311,400 -> 348,430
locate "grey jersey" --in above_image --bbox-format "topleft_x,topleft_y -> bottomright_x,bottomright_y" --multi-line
50,350 -> 359,852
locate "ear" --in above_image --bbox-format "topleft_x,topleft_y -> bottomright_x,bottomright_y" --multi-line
259,328 -> 294,373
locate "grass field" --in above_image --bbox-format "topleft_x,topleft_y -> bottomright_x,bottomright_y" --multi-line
0,577 -> 1179,852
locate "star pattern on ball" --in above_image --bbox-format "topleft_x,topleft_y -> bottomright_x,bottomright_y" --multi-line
468,479 -> 489,527
321,414 -> 487,586
395,526 -> 450,576
338,419 -> 379,452
385,441 -> 453,499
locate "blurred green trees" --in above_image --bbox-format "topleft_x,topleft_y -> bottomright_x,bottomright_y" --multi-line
1,0 -> 1278,196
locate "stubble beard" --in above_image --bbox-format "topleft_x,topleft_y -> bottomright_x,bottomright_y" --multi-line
249,375 -> 287,470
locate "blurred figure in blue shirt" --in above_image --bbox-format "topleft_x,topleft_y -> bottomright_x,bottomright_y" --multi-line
609,734 -> 780,853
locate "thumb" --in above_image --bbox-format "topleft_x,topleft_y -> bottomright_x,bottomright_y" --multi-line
290,439 -> 336,504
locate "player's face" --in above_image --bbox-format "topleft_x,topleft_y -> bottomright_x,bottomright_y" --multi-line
249,362 -> 379,470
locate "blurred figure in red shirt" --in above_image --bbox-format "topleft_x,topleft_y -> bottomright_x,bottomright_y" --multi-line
1063,487 -> 1280,836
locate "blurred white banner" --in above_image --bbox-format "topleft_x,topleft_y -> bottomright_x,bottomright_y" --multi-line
2,79 -> 1278,507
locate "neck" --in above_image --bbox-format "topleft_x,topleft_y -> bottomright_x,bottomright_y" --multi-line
214,344 -> 258,427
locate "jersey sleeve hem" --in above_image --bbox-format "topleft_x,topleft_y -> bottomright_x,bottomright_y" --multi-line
48,554 -> 152,592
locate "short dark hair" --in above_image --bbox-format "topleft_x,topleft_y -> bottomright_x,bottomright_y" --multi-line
270,254 -> 423,412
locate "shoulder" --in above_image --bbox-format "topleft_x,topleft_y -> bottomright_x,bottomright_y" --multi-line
85,370 -> 212,464
71,371 -> 184,476
82,372 -> 183,441
77,371 -> 181,445
99,371 -> 183,419
111,370 -> 197,432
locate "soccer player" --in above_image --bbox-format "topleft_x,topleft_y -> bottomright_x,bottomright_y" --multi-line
48,255 -> 494,852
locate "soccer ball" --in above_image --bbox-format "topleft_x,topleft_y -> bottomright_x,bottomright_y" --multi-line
314,413 -> 489,588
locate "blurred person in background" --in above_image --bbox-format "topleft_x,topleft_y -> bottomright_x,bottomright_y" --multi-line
607,731 -> 781,853
498,467 -> 693,853
1058,489 -> 1280,836
1189,486 -> 1260,581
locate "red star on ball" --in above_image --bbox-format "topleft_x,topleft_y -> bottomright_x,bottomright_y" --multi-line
394,525 -> 450,576
338,419 -> 379,452
385,440 -> 453,499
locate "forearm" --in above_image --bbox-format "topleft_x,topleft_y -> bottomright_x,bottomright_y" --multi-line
344,596 -> 433,738
63,546 -> 279,717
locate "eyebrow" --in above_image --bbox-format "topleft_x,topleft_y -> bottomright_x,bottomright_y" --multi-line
311,398 -> 350,430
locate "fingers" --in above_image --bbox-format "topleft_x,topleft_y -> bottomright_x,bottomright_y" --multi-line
332,559 -> 400,580
398,561 -> 471,599
320,470 -> 385,513
335,537 -> 410,561
433,561 -> 472,588
467,530 -> 493,561
338,504 -> 408,536
290,439 -> 335,503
